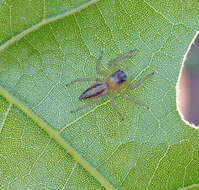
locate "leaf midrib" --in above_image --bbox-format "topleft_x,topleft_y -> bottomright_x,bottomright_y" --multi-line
0,0 -> 117,189
0,84 -> 116,190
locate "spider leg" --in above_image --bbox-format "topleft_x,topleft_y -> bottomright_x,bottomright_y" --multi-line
128,72 -> 154,90
66,77 -> 103,87
108,48 -> 137,69
70,94 -> 105,113
96,51 -> 108,76
121,92 -> 150,110
110,92 -> 124,120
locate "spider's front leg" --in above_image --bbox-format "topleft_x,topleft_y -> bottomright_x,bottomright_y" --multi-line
110,91 -> 124,120
121,91 -> 150,110
123,72 -> 154,109
108,48 -> 137,70
96,51 -> 108,76
128,72 -> 154,90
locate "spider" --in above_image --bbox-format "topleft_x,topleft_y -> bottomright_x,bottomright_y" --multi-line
66,48 -> 154,120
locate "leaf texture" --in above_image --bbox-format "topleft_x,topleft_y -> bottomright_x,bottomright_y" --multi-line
0,0 -> 199,189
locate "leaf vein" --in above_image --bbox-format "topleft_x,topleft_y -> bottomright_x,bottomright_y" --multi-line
0,0 -> 99,54
0,103 -> 12,134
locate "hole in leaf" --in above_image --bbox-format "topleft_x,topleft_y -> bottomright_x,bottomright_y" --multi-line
177,32 -> 199,127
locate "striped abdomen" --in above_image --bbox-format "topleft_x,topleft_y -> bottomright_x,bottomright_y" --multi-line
79,83 -> 108,100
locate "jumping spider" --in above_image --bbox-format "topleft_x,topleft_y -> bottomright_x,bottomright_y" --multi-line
66,48 -> 154,120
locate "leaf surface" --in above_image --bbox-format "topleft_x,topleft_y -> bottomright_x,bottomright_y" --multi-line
0,0 -> 199,189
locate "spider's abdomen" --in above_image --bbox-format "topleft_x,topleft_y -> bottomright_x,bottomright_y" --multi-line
79,83 -> 108,100
107,70 -> 127,90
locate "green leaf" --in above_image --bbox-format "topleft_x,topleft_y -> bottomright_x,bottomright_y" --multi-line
0,0 -> 199,189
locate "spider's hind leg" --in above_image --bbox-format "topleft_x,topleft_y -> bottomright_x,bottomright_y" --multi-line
70,94 -> 105,113
66,77 -> 103,87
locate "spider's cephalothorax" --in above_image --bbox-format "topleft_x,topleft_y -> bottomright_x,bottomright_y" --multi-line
107,70 -> 127,90
66,48 -> 154,120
